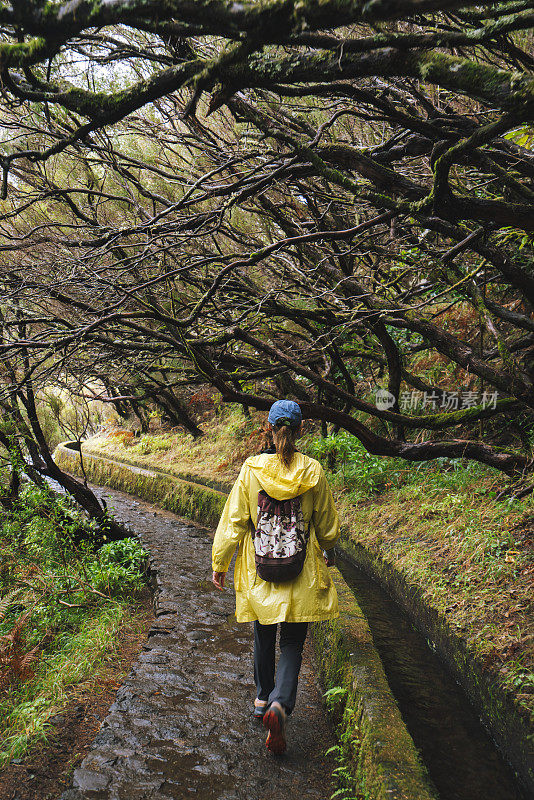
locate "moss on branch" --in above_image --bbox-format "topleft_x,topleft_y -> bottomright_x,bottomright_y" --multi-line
0,37 -> 50,67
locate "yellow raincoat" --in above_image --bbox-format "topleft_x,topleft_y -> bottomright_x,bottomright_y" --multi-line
212,452 -> 340,624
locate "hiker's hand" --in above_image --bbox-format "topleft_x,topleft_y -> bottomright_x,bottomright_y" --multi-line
212,571 -> 226,590
323,550 -> 335,567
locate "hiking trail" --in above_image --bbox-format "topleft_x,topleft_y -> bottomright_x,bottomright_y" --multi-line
61,483 -> 335,800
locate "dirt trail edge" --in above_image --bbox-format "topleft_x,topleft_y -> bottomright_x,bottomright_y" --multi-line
60,484 -> 335,800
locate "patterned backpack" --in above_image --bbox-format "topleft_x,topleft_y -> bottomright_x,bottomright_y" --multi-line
252,490 -> 310,582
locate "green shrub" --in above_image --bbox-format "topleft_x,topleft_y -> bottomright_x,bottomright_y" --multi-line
90,538 -> 149,595
132,434 -> 173,455
308,432 -> 405,495
307,431 -> 496,498
0,486 -> 149,765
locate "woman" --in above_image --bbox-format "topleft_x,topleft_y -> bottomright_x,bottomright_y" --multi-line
211,399 -> 340,755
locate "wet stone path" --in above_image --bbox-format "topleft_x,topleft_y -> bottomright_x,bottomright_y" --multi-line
61,485 -> 335,800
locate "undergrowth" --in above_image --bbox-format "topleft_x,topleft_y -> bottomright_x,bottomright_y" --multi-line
324,686 -> 364,800
0,484 -> 148,767
91,405 -> 265,483
305,430 -> 494,499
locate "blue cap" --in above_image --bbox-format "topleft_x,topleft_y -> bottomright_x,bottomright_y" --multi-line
268,400 -> 302,428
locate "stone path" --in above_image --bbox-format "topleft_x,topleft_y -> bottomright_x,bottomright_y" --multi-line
61,485 -> 335,800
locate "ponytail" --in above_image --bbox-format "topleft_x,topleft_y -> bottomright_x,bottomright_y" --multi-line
272,423 -> 297,469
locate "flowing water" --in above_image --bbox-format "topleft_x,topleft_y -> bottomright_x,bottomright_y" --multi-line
337,553 -> 529,800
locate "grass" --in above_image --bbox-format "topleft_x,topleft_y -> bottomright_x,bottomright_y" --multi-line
0,483 -> 149,767
0,603 -> 126,767
88,406 -> 264,485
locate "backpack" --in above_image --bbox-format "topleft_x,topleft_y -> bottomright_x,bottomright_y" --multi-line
252,490 -> 310,582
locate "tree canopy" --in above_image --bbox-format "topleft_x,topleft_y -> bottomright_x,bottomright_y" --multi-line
1,0 -> 534,517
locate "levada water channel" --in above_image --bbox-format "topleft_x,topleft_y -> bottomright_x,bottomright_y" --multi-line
336,553 -> 529,800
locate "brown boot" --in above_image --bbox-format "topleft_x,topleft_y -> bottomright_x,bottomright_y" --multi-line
263,701 -> 286,755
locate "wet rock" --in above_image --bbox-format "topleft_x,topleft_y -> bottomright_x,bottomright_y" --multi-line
155,606 -> 179,617
186,630 -> 211,642
138,649 -> 170,664
73,768 -> 111,792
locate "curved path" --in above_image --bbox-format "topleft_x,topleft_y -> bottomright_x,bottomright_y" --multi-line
61,483 -> 335,800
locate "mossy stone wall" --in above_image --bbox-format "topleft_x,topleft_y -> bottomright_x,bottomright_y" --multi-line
315,570 -> 438,800
338,537 -> 534,796
54,443 -> 227,528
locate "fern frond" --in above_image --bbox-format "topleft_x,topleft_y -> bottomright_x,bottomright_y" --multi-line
0,588 -> 23,624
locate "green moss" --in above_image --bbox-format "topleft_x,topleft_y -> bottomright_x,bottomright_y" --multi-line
313,571 -> 438,800
53,443 -> 226,527
0,37 -> 49,67
410,51 -> 528,111
82,444 -> 231,493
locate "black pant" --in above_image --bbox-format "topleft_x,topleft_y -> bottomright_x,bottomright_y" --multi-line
253,621 -> 308,715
